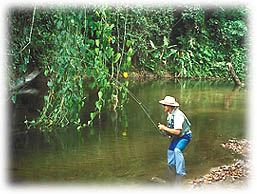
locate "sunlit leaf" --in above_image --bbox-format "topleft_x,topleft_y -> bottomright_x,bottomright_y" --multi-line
114,53 -> 121,63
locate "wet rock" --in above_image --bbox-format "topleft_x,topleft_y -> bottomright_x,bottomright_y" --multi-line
189,138 -> 250,188
221,139 -> 250,156
150,176 -> 167,184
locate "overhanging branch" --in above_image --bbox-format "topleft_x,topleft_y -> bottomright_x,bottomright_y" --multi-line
18,5 -> 36,54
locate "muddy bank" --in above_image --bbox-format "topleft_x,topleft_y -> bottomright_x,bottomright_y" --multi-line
188,139 -> 250,189
121,70 -> 229,81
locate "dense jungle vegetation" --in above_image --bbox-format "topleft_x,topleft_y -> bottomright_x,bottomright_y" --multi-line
8,5 -> 248,133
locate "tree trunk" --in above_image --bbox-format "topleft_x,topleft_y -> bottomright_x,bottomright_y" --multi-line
226,62 -> 245,87
9,68 -> 40,92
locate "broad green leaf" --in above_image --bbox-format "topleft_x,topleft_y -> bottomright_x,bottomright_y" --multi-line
96,30 -> 101,38
56,21 -> 62,29
149,40 -> 156,49
107,47 -> 113,58
47,81 -> 53,87
98,90 -> 103,99
77,125 -> 82,131
126,40 -> 131,47
95,101 -> 102,111
11,95 -> 16,103
22,63 -> 27,73
95,48 -> 99,55
164,49 -> 177,59
90,112 -> 96,120
44,69 -> 49,76
128,48 -> 133,56
127,56 -> 131,62
95,39 -> 100,47
163,36 -> 169,47
110,24 -> 115,30
114,53 -> 121,63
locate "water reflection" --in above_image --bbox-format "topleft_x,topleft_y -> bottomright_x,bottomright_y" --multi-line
10,80 -> 246,184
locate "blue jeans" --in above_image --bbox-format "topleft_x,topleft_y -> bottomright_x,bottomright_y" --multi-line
167,133 -> 192,176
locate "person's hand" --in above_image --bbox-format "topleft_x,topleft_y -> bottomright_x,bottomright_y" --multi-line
158,123 -> 166,132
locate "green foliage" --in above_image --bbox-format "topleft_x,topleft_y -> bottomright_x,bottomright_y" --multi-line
9,5 -> 248,134
207,7 -> 248,80
171,6 -> 248,79
8,8 -> 35,89
17,7 -> 130,133
124,7 -> 176,74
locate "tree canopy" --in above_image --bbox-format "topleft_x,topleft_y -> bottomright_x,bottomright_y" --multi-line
8,5 -> 248,133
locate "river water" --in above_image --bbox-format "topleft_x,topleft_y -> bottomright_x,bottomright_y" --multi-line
10,79 -> 247,184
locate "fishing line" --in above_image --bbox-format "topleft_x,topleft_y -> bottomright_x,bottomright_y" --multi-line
108,74 -> 162,135
82,62 -> 162,135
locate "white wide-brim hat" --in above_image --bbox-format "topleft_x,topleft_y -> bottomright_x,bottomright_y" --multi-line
159,96 -> 179,107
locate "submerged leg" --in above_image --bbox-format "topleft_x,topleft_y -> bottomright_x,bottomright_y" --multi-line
166,165 -> 176,184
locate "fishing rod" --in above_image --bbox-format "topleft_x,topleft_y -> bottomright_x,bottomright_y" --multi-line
82,61 -> 162,135
108,74 -> 162,135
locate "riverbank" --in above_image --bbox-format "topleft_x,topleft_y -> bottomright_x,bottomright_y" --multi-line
121,70 -> 233,83
188,138 -> 250,189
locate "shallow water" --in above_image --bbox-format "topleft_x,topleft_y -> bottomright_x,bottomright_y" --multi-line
10,79 -> 247,184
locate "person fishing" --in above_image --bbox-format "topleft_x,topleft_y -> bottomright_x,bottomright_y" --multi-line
158,96 -> 192,176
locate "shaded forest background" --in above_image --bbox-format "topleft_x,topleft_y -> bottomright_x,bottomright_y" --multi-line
8,5 -> 248,133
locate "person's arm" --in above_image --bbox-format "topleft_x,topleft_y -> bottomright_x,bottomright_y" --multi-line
158,112 -> 184,136
158,124 -> 181,136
